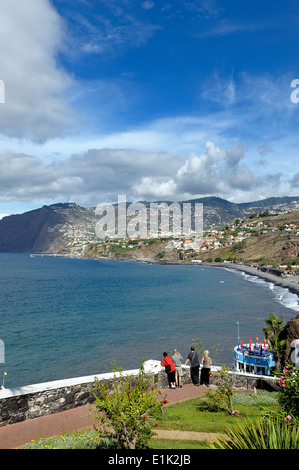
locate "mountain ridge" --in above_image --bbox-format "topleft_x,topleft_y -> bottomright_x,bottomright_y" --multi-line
0,196 -> 299,253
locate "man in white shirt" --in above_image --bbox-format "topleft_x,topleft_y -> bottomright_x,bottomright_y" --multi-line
171,348 -> 184,387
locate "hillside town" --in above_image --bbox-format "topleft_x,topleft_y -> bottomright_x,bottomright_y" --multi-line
51,207 -> 299,275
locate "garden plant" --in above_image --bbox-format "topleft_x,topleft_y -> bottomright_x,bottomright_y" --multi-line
207,361 -> 299,449
205,365 -> 236,415
276,364 -> 299,420
90,360 -> 166,449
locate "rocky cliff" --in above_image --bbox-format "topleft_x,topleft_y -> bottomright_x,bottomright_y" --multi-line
0,203 -> 96,253
279,314 -> 299,365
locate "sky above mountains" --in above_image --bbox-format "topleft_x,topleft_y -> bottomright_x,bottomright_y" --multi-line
1,0 -> 299,218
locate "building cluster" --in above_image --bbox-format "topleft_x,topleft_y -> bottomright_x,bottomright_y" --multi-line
47,214 -> 299,258
166,218 -> 299,254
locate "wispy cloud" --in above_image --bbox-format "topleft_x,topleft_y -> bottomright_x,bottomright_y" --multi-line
79,18 -> 161,56
198,19 -> 265,37
62,1 -> 161,58
142,1 -> 155,10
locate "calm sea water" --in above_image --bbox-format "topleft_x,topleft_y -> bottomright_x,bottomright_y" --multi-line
0,253 -> 298,388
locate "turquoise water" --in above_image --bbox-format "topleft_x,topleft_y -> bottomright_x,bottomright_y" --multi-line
0,253 -> 297,388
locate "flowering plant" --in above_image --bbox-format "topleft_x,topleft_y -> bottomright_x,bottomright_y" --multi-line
276,364 -> 299,420
90,360 -> 165,449
206,366 -> 236,415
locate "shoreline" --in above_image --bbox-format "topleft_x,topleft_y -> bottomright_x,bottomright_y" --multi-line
135,258 -> 299,299
208,262 -> 299,298
217,263 -> 299,296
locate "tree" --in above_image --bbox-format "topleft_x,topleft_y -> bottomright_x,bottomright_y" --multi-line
90,361 -> 165,449
263,314 -> 284,342
191,337 -> 220,355
262,313 -> 286,370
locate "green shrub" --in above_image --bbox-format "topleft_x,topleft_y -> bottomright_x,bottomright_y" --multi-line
276,365 -> 299,420
22,430 -> 119,449
90,361 -> 166,449
206,366 -> 236,415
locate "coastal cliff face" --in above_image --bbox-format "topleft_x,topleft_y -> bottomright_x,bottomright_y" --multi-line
0,203 -> 96,253
0,205 -> 65,252
279,314 -> 299,365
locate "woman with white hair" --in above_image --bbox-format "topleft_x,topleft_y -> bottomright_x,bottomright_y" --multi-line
200,350 -> 212,387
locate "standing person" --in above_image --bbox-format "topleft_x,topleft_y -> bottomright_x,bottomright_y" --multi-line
200,350 -> 212,386
162,352 -> 176,389
171,349 -> 184,387
185,347 -> 200,386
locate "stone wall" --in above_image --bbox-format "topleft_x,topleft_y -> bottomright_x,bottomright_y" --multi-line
229,372 -> 277,391
160,364 -> 277,391
0,381 -> 96,426
0,362 -> 277,427
0,361 -> 161,426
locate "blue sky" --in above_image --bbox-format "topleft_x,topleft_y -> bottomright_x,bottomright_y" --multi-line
1,0 -> 299,217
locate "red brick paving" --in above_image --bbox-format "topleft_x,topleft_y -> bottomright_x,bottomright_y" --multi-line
0,384 -> 208,449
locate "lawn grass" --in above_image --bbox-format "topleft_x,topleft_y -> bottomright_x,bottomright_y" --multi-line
150,439 -> 209,449
20,391 -> 279,449
155,391 -> 279,435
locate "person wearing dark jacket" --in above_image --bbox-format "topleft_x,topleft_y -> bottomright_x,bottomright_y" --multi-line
185,347 -> 200,385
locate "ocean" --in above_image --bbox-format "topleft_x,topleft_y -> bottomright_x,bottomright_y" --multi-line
0,253 -> 298,389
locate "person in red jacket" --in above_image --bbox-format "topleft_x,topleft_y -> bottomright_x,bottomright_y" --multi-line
162,352 -> 176,389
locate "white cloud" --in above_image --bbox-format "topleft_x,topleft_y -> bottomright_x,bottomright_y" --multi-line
0,148 -> 182,205
0,0 -> 76,142
1,140 -> 297,209
290,172 -> 299,188
132,177 -> 177,199
176,142 -> 262,196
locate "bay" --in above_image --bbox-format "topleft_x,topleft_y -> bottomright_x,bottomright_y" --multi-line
0,253 -> 297,388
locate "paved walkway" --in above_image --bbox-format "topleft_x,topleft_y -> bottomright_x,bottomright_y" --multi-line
0,384 -> 211,449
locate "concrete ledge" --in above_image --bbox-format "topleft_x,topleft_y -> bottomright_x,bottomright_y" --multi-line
0,361 -> 277,426
0,360 -> 163,399
0,369 -> 139,399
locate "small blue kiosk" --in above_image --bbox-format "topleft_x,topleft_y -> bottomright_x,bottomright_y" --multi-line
234,337 -> 276,376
